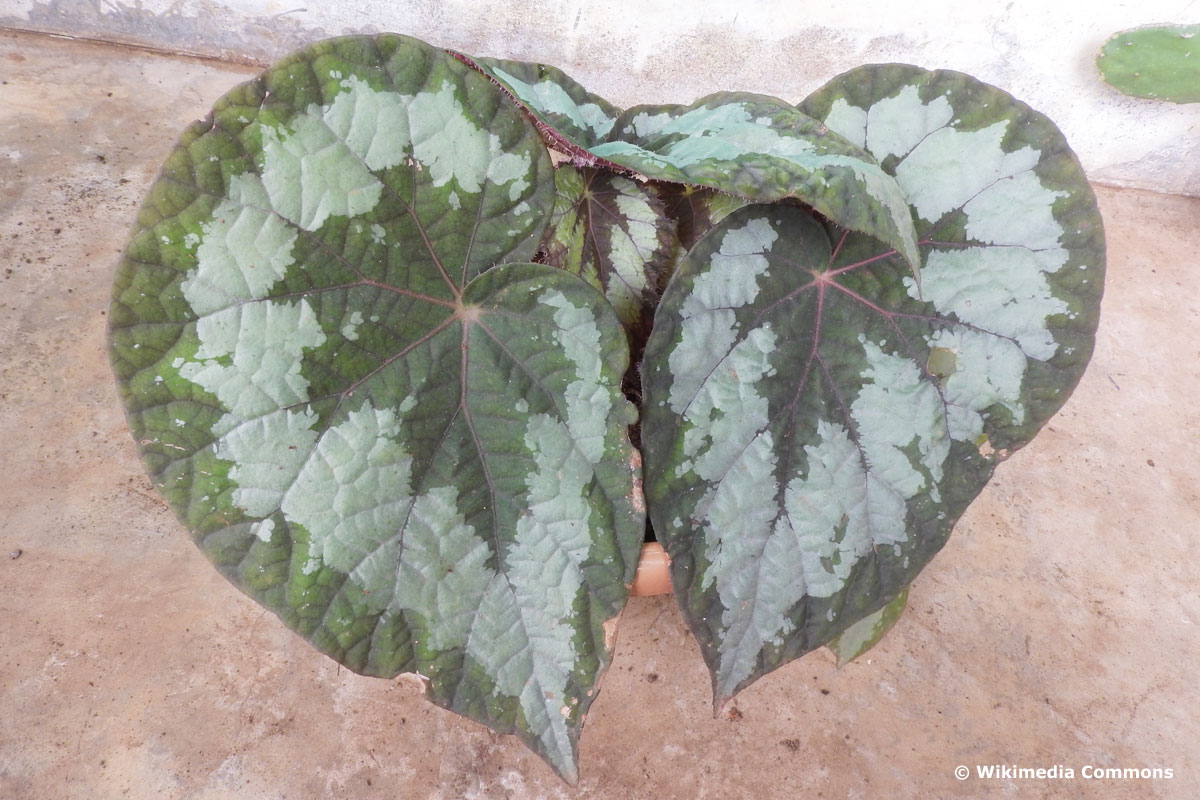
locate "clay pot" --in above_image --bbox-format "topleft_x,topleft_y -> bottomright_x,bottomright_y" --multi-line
630,542 -> 672,597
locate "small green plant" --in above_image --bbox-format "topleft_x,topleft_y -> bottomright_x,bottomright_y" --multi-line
1098,24 -> 1200,103
109,34 -> 1105,782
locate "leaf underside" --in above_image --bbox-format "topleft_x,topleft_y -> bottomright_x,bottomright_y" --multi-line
642,64 -> 1104,707
108,33 -> 644,782
656,183 -> 750,253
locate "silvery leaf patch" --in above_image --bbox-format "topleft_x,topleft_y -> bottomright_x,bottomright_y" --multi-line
597,94 -> 921,278
469,55 -> 623,154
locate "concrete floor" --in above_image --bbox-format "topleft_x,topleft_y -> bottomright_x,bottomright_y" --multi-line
2,28 -> 1198,800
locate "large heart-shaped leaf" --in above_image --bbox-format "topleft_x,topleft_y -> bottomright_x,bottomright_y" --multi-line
641,65 -> 1104,706
108,33 -> 643,782
801,64 -> 1106,448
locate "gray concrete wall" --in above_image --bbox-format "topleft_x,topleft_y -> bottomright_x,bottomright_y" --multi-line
2,0 -> 1197,195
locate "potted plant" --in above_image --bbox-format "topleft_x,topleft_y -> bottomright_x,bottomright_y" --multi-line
108,33 -> 1105,783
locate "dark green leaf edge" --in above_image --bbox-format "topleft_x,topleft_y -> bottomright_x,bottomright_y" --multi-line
828,585 -> 909,666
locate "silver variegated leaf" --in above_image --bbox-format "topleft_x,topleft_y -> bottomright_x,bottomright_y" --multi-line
109,34 -> 643,782
642,63 -> 1104,707
466,57 -> 921,281
801,64 -> 1106,451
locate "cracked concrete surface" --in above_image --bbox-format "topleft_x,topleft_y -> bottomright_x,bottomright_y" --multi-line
1,28 -> 1198,799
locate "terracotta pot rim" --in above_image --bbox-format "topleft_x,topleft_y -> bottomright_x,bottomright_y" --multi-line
630,541 -> 672,597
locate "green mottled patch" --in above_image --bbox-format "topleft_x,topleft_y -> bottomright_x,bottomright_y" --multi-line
911,246 -> 1068,361
538,289 -> 612,461
926,346 -> 957,379
666,216 -> 777,420
180,174 -> 297,315
322,75 -> 412,170
823,99 -> 868,148
217,408 -> 322,517
893,123 -> 1042,224
775,420 -> 877,600
406,81 -> 533,199
259,99 -> 384,231
852,336 -> 949,504
285,403 -> 413,580
927,328 -> 1027,442
392,485 -> 494,649
606,187 -> 663,315
178,300 -> 327,424
862,84 -> 954,161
